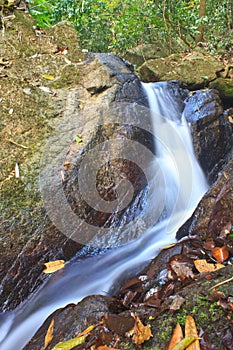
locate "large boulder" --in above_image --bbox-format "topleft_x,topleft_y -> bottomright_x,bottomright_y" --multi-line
0,12 -> 151,310
138,51 -> 225,89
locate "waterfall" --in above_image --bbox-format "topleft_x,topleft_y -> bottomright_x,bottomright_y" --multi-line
0,82 -> 208,350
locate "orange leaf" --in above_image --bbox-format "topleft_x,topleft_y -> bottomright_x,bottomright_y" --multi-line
167,323 -> 183,350
41,319 -> 54,350
185,316 -> 200,350
127,314 -> 152,346
77,325 -> 95,337
43,260 -> 65,274
194,259 -> 224,273
212,246 -> 229,263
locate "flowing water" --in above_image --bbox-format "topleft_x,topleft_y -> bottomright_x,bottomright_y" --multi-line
0,82 -> 208,349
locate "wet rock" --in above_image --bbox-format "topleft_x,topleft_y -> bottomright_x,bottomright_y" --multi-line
24,295 -> 113,350
138,51 -> 224,89
177,152 -> 233,240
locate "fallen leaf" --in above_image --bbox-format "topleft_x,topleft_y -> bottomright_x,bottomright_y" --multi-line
77,324 -> 95,337
167,323 -> 183,350
169,295 -> 185,311
229,116 -> 233,123
41,319 -> 54,350
170,261 -> 194,279
96,347 -> 119,350
212,246 -> 229,263
43,260 -> 65,274
126,314 -> 152,346
15,163 -> 19,178
194,259 -> 224,273
185,316 -> 200,350
42,74 -> 55,80
51,335 -> 86,350
39,86 -> 56,95
171,337 -> 197,350
75,135 -> 82,143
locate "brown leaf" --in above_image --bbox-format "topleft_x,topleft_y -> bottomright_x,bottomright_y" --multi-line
194,259 -> 224,273
170,261 -> 194,279
96,347 -> 119,350
41,319 -> 54,350
126,314 -> 152,346
212,246 -> 229,263
169,295 -> 186,311
43,260 -> 65,274
185,316 -> 200,350
167,323 -> 183,350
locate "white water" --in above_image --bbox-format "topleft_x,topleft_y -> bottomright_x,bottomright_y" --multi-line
0,83 -> 208,350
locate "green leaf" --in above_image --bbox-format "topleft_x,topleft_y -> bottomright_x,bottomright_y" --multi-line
171,336 -> 196,350
51,335 -> 86,350
75,135 -> 82,143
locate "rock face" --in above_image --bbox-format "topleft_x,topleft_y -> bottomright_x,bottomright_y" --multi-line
0,12 -> 152,310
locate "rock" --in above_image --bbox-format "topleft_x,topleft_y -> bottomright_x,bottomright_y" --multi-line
138,51 -> 224,89
24,295 -> 113,350
0,11 -> 153,310
123,43 -> 171,67
209,78 -> 233,107
183,90 -> 232,183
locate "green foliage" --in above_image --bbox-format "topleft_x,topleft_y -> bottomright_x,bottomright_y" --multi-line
28,0 -> 233,54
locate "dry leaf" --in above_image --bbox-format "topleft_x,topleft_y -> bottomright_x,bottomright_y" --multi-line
169,295 -> 185,311
77,325 -> 95,337
15,163 -> 20,178
127,314 -> 152,346
41,319 -> 54,350
39,86 -> 56,95
170,261 -> 194,279
185,316 -> 200,350
167,323 -> 183,350
212,246 -> 229,263
43,260 -> 65,274
194,259 -> 224,273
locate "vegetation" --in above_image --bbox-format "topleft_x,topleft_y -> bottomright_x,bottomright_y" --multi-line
28,0 -> 233,54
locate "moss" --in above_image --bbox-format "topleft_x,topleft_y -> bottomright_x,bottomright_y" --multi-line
210,78 -> 233,99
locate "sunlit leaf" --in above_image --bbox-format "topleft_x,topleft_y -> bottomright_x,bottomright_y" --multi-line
51,335 -> 86,350
194,259 -> 224,273
42,74 -> 55,80
126,313 -> 152,346
172,337 -> 197,350
75,135 -> 83,143
43,260 -> 65,274
167,323 -> 183,350
185,316 -> 200,350
212,246 -> 229,263
77,324 -> 95,337
41,319 -> 54,350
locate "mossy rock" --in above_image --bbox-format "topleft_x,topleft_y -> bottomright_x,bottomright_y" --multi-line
138,51 -> 224,89
209,78 -> 233,106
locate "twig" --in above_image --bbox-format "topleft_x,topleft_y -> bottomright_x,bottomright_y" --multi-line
209,276 -> 233,290
7,139 -> 28,149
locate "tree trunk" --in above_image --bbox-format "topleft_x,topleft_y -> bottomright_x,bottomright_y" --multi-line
195,0 -> 206,44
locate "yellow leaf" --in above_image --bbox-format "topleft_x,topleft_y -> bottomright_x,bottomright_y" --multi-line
185,316 -> 200,350
51,335 -> 86,350
42,74 -> 55,80
97,347 -> 119,350
127,314 -> 152,346
41,319 -> 54,350
194,259 -> 224,273
167,323 -> 183,350
43,260 -> 65,274
77,325 -> 95,337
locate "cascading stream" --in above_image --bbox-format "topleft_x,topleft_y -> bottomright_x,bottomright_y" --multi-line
0,82 -> 208,350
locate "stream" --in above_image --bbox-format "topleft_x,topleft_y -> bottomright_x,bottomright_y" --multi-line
0,82 -> 208,350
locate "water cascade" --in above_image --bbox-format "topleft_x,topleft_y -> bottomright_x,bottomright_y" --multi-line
0,82 -> 208,350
